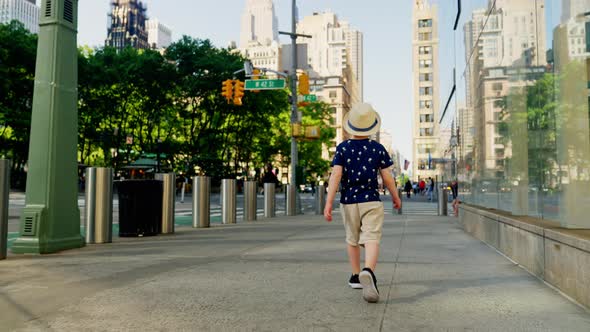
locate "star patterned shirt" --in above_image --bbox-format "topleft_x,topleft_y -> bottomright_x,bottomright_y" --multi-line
331,139 -> 394,205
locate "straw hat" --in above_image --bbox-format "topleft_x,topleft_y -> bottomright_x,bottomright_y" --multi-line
343,103 -> 381,137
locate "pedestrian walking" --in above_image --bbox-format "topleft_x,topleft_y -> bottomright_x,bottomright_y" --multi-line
419,179 -> 426,195
427,177 -> 435,201
324,103 -> 402,303
450,180 -> 459,216
404,179 -> 413,199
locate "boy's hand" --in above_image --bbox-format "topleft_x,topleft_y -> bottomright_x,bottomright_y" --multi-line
393,196 -> 402,210
324,203 -> 333,222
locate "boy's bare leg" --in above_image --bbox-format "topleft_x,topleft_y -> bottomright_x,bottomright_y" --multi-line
364,242 -> 380,271
347,245 -> 361,274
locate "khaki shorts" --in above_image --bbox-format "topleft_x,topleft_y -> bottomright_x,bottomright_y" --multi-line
340,201 -> 384,246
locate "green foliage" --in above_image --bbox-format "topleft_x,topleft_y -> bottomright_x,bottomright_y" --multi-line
1,24 -> 334,185
0,21 -> 38,188
497,65 -> 589,190
298,102 -> 336,183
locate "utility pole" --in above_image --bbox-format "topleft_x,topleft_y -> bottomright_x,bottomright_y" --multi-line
279,0 -> 311,198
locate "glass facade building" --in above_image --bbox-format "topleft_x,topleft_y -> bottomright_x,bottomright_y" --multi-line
437,0 -> 590,228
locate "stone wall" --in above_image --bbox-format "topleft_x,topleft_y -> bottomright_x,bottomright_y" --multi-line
459,205 -> 590,309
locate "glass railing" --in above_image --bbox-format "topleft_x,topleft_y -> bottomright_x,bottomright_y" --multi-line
436,0 -> 590,227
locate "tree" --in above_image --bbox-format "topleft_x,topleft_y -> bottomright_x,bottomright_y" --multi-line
0,21 -> 38,188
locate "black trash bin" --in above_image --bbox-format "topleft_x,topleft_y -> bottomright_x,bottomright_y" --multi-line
115,180 -> 163,237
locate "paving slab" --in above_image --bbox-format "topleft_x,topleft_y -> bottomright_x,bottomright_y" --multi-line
1,213 -> 589,331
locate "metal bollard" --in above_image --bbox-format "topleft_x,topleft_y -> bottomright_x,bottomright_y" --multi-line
85,167 -> 113,244
0,159 -> 10,259
193,176 -> 210,228
155,173 -> 175,234
438,185 -> 448,216
264,183 -> 276,218
244,181 -> 257,221
286,184 -> 297,216
180,181 -> 186,203
221,179 -> 237,224
315,185 -> 326,215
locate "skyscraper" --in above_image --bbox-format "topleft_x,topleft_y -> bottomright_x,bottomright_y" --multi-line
412,0 -> 440,181
146,19 -> 172,50
239,0 -> 281,73
562,0 -> 590,23
463,0 -> 547,180
296,12 -> 363,145
297,12 -> 362,81
105,0 -> 149,51
0,0 -> 39,33
347,29 -> 364,100
239,0 -> 278,48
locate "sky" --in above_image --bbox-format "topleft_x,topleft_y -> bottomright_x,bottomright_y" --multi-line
42,0 -> 562,166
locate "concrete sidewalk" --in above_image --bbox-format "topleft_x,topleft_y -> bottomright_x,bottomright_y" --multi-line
1,214 -> 589,331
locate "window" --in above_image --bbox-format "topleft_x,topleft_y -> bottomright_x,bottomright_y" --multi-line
420,87 -> 433,96
419,32 -> 432,41
492,83 -> 503,91
495,149 -> 505,158
419,46 -> 432,55
419,100 -> 432,109
329,91 -> 337,98
418,19 -> 432,28
493,112 -> 501,121
420,128 -> 434,137
420,73 -> 432,82
419,59 -> 432,68
418,144 -> 435,154
420,114 -> 434,123
417,158 -> 433,170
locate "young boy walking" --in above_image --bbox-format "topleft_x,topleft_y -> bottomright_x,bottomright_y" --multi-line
324,103 -> 402,303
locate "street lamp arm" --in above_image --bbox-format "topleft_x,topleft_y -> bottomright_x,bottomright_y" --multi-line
233,67 -> 288,78
278,31 -> 313,39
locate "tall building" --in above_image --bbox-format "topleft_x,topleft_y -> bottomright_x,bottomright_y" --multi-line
239,0 -> 281,73
296,11 -> 363,149
105,0 -> 149,51
347,28 -> 364,100
0,0 -> 39,33
239,0 -> 278,48
463,0 -> 547,180
562,0 -> 590,23
146,19 -> 172,50
297,12 -> 363,84
412,0 -> 440,181
555,0 -> 590,62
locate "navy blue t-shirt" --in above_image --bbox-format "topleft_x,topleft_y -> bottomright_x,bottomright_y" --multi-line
331,139 -> 394,204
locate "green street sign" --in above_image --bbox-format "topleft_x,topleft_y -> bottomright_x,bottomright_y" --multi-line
245,79 -> 286,90
303,94 -> 317,102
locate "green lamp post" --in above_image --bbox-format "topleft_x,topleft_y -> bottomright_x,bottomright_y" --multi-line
11,0 -> 84,254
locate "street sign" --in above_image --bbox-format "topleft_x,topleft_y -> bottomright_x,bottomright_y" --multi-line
245,79 -> 286,90
303,94 -> 317,102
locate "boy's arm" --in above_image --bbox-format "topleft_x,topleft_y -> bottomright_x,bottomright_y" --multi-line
380,167 -> 402,210
324,165 -> 343,222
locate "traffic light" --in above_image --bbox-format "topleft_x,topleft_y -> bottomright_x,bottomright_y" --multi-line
252,69 -> 261,93
233,80 -> 245,106
299,72 -> 310,95
221,79 -> 233,103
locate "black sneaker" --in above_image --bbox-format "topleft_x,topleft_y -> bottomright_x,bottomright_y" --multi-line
359,268 -> 379,303
348,274 -> 362,289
